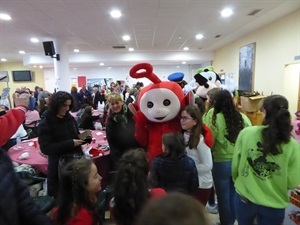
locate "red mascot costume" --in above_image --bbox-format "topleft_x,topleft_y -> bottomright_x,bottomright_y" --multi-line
129,63 -> 193,163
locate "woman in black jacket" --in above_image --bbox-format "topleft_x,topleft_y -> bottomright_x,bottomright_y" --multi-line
105,93 -> 141,170
38,91 -> 84,198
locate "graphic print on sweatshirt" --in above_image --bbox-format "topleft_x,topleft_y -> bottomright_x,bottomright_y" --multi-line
243,142 -> 281,181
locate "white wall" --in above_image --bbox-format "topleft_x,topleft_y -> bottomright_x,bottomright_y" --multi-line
213,9 -> 300,116
43,63 -> 209,91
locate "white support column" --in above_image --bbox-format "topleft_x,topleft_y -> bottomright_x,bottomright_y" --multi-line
53,39 -> 70,92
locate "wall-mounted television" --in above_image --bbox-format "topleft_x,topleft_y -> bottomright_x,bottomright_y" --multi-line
12,70 -> 32,82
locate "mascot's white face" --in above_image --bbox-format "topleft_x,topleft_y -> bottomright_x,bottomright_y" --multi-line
139,88 -> 181,123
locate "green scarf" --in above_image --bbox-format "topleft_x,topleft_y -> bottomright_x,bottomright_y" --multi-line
112,104 -> 129,127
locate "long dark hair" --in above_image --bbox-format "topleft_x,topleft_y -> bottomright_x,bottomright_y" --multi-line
212,90 -> 244,143
54,158 -> 98,225
261,95 -> 292,156
181,105 -> 203,149
113,148 -> 149,225
49,91 -> 73,115
162,133 -> 185,159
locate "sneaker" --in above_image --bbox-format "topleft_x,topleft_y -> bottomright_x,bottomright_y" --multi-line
206,203 -> 218,214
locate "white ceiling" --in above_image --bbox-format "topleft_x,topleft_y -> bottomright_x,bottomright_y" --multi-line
0,0 -> 299,68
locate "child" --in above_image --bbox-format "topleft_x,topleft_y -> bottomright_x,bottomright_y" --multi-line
180,105 -> 213,206
53,157 -> 102,225
135,192 -> 210,225
149,133 -> 199,194
111,148 -> 165,225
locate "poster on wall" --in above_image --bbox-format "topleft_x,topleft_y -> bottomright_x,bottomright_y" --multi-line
238,43 -> 256,92
87,78 -> 113,92
77,76 -> 86,87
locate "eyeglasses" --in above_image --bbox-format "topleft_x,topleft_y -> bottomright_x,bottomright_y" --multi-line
180,116 -> 194,122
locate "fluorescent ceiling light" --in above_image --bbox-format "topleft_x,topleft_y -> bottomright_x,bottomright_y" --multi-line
0,13 -> 11,20
221,8 -> 233,17
110,10 -> 122,18
19,50 -> 25,54
195,34 -> 203,40
182,61 -> 186,64
99,63 -> 104,66
128,47 -> 134,52
1,58 -> 7,62
74,49 -> 80,53
30,38 -> 39,43
122,35 -> 131,41
183,47 -> 189,51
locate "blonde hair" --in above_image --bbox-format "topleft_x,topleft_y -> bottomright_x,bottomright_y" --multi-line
107,93 -> 123,104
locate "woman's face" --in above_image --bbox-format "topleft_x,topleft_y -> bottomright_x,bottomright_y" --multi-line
87,163 -> 102,196
57,99 -> 71,118
180,110 -> 197,132
110,100 -> 123,113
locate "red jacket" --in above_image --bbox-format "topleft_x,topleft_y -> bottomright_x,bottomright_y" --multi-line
0,106 -> 27,146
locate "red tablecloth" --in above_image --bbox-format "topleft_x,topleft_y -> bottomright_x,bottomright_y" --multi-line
7,130 -> 109,176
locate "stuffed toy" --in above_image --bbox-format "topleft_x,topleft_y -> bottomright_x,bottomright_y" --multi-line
194,66 -> 222,100
129,63 -> 193,162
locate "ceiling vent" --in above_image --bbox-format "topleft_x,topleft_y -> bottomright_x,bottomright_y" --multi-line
215,35 -> 221,38
248,9 -> 262,16
112,45 -> 126,49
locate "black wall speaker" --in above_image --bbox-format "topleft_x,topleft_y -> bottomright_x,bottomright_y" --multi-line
43,41 -> 56,56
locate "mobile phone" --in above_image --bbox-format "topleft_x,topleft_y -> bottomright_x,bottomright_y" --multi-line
78,130 -> 92,140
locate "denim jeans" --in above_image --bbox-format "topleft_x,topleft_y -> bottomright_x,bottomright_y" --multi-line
235,193 -> 285,225
212,161 -> 236,225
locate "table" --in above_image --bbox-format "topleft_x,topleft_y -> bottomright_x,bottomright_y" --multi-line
8,130 -> 110,187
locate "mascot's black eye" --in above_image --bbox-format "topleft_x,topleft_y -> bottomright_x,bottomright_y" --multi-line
208,76 -> 212,81
163,99 -> 171,106
147,101 -> 154,108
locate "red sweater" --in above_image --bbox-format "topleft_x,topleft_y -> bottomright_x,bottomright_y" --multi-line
0,106 -> 27,146
52,207 -> 95,225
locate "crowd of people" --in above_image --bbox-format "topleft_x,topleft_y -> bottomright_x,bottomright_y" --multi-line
0,80 -> 299,225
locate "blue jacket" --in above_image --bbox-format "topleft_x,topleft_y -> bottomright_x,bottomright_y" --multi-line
0,149 -> 52,225
149,154 -> 199,194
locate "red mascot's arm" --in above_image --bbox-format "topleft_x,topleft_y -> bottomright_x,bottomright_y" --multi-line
133,110 -> 149,147
202,123 -> 214,148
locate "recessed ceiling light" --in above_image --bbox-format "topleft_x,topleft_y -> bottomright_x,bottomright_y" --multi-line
99,63 -> 104,66
34,65 -> 37,68
110,10 -> 122,18
195,34 -> 203,40
74,68 -> 77,70
1,58 -> 7,62
74,49 -> 80,53
176,66 -> 180,68
19,50 -> 25,54
0,13 -> 11,20
183,47 -> 189,51
182,61 -> 186,64
128,47 -> 134,52
108,67 -> 112,69
39,66 -> 43,69
221,8 -> 233,17
30,38 -> 39,43
122,35 -> 131,41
